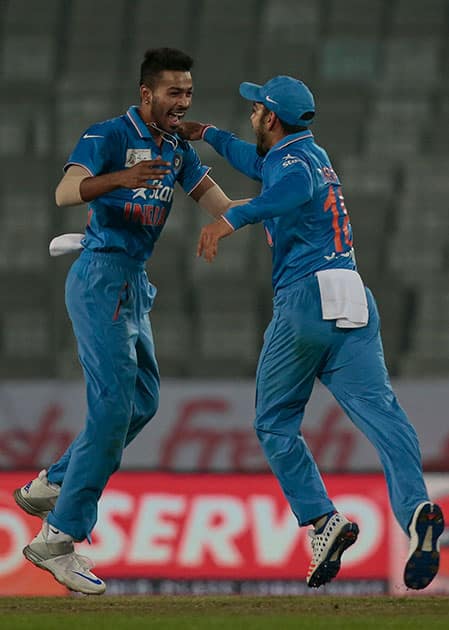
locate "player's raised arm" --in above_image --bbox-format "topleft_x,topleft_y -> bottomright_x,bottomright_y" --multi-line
179,121 -> 263,181
221,165 -> 313,229
194,165 -> 312,264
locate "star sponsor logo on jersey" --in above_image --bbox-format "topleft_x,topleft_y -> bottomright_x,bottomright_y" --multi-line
281,153 -> 303,168
126,148 -> 152,167
131,180 -> 174,203
132,187 -> 148,200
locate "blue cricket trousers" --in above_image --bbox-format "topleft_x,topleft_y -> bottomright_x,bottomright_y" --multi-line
255,274 -> 428,534
47,250 -> 160,541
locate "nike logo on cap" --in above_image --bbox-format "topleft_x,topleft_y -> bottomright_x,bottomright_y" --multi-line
83,133 -> 103,139
265,95 -> 278,104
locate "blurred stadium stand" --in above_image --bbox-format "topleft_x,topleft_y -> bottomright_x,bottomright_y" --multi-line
0,0 -> 448,379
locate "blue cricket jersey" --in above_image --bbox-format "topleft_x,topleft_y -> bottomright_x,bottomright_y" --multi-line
203,127 -> 356,292
65,106 -> 210,261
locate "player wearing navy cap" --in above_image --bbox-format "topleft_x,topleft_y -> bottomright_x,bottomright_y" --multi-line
179,75 -> 444,590
14,48 -> 248,594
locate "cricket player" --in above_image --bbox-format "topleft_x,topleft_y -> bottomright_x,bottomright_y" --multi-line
13,48 -> 247,594
179,75 -> 445,590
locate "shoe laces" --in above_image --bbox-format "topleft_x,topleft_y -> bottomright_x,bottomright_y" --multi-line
308,514 -> 343,561
74,553 -> 96,572
53,551 -> 96,574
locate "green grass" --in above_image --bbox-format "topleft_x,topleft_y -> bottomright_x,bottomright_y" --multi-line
2,596 -> 449,630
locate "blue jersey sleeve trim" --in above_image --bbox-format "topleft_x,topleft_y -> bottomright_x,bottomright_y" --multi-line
186,167 -> 211,196
63,161 -> 94,176
221,215 -> 235,231
201,125 -> 217,139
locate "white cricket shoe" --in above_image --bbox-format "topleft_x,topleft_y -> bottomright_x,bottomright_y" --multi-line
14,469 -> 60,519
404,501 -> 444,590
306,512 -> 359,588
23,521 -> 106,595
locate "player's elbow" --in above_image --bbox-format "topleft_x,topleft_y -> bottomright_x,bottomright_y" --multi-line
54,185 -> 64,207
55,180 -> 84,207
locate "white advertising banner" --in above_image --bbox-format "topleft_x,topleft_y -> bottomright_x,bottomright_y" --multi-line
0,379 -> 447,471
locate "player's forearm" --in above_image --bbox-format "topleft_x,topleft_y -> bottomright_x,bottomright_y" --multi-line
79,171 -> 128,203
197,182 -> 251,218
205,197 -> 251,219
203,127 -> 262,181
224,199 -> 295,230
228,198 -> 252,208
55,168 -> 126,207
56,158 -> 171,206
223,173 -> 312,229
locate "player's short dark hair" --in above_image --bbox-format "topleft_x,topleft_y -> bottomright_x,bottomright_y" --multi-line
261,104 -> 312,133
140,48 -> 194,87
278,111 -> 314,134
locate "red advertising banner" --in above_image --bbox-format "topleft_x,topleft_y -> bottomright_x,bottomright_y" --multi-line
0,477 -> 66,595
0,472 -> 391,595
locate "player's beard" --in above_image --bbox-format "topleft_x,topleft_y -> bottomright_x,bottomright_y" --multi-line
151,96 -> 186,133
255,122 -> 270,157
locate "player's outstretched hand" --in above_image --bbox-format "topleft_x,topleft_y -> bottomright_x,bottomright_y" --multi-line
178,121 -> 209,141
197,218 -> 233,263
120,157 -> 171,189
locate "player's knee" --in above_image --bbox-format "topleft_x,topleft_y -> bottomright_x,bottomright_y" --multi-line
255,426 -> 285,461
254,421 -> 296,459
254,421 -> 271,446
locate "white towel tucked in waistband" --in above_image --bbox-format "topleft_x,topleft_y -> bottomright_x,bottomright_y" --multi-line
316,269 -> 368,328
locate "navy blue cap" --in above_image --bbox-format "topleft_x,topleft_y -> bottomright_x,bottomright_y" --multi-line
239,75 -> 315,126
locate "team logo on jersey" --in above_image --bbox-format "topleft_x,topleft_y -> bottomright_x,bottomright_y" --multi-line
282,153 -> 302,168
125,148 -> 152,167
173,153 -> 183,172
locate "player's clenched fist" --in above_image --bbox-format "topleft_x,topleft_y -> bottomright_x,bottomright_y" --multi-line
178,121 -> 209,141
120,157 -> 171,189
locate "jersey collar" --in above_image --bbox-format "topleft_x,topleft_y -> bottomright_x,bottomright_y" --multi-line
126,106 -> 155,140
268,130 -> 314,157
126,106 -> 180,150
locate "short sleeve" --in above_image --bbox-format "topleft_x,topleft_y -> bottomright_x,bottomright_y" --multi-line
177,142 -> 210,195
64,123 -> 115,176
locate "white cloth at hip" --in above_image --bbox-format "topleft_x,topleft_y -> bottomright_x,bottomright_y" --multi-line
315,268 -> 368,328
49,233 -> 84,256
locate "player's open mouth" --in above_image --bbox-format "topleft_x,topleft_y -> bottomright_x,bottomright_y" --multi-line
167,112 -> 186,126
